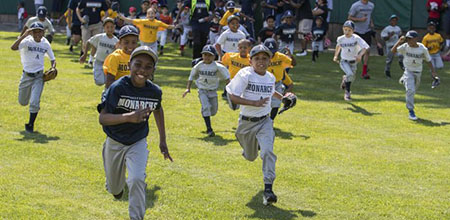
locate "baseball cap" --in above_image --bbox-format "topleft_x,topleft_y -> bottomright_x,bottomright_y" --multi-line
263,38 -> 278,54
389,14 -> 398,20
130,46 -> 158,64
118,25 -> 139,39
227,15 -> 240,24
250,44 -> 273,58
29,22 -> 45,31
427,21 -> 436,26
282,10 -> 294,19
201,45 -> 217,56
343,20 -> 355,30
405,30 -> 418,38
129,6 -> 137,12
103,17 -> 115,26
150,0 -> 158,4
226,1 -> 236,9
37,6 -> 47,18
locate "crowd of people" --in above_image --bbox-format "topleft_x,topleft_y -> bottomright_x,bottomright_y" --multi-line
10,0 -> 450,219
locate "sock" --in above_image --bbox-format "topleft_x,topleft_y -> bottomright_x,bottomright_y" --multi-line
180,45 -> 185,50
345,82 -> 351,92
203,116 -> 212,132
270,108 -> 279,120
312,51 -> 318,61
362,65 -> 368,75
28,112 -> 38,125
88,55 -> 93,63
160,45 -> 164,51
264,184 -> 272,191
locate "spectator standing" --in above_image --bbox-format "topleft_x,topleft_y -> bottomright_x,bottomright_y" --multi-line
18,2 -> 27,31
77,0 -> 108,60
137,0 -> 151,19
261,0 -> 277,21
68,0 -> 82,53
295,0 -> 313,57
185,0 -> 215,59
426,0 -> 444,31
274,0 -> 285,27
312,0 -> 328,29
128,7 -> 137,19
348,0 -> 375,79
239,0 -> 257,39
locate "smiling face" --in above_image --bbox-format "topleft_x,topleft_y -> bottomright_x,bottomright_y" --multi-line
229,19 -> 240,32
343,26 -> 354,37
250,52 -> 270,75
120,35 -> 139,54
238,41 -> 250,57
266,17 -> 275,28
201,53 -> 215,64
406,37 -> 418,47
104,22 -> 115,36
32,29 -> 44,42
129,54 -> 155,87
146,8 -> 156,20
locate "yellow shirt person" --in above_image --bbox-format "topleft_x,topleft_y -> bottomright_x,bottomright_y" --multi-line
133,19 -> 169,43
221,52 -> 250,79
422,32 -> 444,55
219,9 -> 241,26
268,52 -> 293,84
103,49 -> 131,80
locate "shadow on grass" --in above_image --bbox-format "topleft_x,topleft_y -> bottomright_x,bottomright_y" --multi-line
114,185 -> 160,210
197,133 -> 235,146
274,127 -> 310,140
16,131 -> 60,144
246,190 -> 316,219
415,118 -> 450,127
345,103 -> 381,116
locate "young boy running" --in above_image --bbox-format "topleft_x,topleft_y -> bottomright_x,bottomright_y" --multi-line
216,15 -> 246,60
99,46 -> 172,220
333,20 -> 370,101
381,14 -> 404,78
226,44 -> 295,206
182,45 -> 230,137
221,39 -> 251,99
80,18 -> 119,86
11,22 -> 56,133
422,21 -> 445,73
392,30 -> 440,120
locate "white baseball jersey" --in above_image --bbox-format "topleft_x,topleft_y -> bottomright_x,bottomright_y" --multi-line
217,29 -> 246,53
189,61 -> 230,90
88,33 -> 119,62
337,34 -> 370,61
397,43 -> 431,72
381,25 -> 402,48
226,66 -> 276,117
19,36 -> 55,72
25,17 -> 55,34
222,25 -> 250,37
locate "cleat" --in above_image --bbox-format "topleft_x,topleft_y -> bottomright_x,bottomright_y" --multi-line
263,190 -> 277,205
408,110 -> 418,121
207,130 -> 215,137
344,91 -> 352,101
25,123 -> 34,133
113,190 -> 123,199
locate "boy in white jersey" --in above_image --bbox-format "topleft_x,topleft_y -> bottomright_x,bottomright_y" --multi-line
226,45 -> 295,206
381,14 -> 404,78
183,45 -> 230,137
11,22 -> 56,133
80,18 -> 119,86
216,15 -> 246,60
392,30 -> 439,120
333,20 -> 370,101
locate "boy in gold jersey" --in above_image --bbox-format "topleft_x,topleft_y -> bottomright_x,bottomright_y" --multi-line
103,25 -> 139,88
118,8 -> 174,53
422,21 -> 444,71
264,38 -> 295,120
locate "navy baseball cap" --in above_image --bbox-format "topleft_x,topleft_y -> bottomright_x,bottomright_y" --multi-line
282,10 -> 294,19
201,45 -> 217,56
226,1 -> 236,9
118,25 -> 139,39
37,6 -> 47,18
405,30 -> 418,38
29,22 -> 45,30
227,15 -> 240,24
343,20 -> 355,30
428,21 -> 436,26
250,44 -> 272,58
263,38 -> 278,54
130,46 -> 158,64
389,14 -> 398,20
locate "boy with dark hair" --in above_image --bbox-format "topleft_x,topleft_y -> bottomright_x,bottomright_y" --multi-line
257,15 -> 275,44
381,14 -> 403,78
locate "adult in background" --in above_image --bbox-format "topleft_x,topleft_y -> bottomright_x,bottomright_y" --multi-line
312,0 -> 328,29
20,6 -> 55,43
137,0 -> 151,19
239,0 -> 257,39
426,0 -> 444,31
261,0 -> 278,22
184,0 -> 215,59
77,0 -> 108,59
295,0 -> 313,57
348,0 -> 374,79
68,0 -> 82,53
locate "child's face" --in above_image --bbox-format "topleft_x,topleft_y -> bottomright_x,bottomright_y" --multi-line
238,42 -> 250,56
104,22 -> 115,35
32,29 -> 44,42
120,35 -> 138,54
315,18 -> 323,26
428,25 -> 436,34
162,7 -> 168,15
151,3 -> 158,10
202,53 -> 215,64
407,37 -> 418,47
343,27 -> 353,36
130,54 -> 155,86
141,2 -> 149,11
267,18 -> 275,28
390,18 -> 398,26
130,11 -> 136,16
250,53 -> 270,74
285,17 -> 293,24
229,19 -> 240,32
147,9 -> 156,19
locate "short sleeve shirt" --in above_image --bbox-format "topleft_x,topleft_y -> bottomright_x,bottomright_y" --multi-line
98,76 -> 162,145
221,52 -> 250,79
68,0 -> 81,25
88,33 -> 119,62
397,43 -> 432,72
268,52 -> 293,83
77,0 -> 108,24
189,61 -> 230,90
348,1 -> 374,34
103,49 -> 131,80
337,34 -> 370,61
422,33 -> 444,54
275,23 -> 296,43
132,19 -> 169,43
258,27 -> 275,43
25,17 -> 56,34
217,29 -> 247,53
312,25 -> 327,41
380,25 -> 402,47
19,36 -> 55,73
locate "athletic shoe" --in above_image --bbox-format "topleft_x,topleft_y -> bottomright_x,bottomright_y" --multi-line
263,189 -> 277,205
113,190 -> 123,199
295,50 -> 307,56
221,92 -> 227,99
408,110 -> 418,121
207,130 -> 215,137
340,76 -> 346,90
25,123 -> 34,133
69,45 -> 73,52
66,38 -> 70,45
385,70 -> 391,78
344,91 -> 352,101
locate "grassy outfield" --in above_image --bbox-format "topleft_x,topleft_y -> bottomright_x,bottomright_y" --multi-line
0,31 -> 449,219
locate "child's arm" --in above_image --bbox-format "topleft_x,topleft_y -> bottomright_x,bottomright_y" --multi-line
333,45 -> 341,63
105,74 -> 115,88
80,42 -> 93,63
99,107 -> 152,125
427,61 -> 437,78
182,80 -> 193,97
356,48 -> 366,63
391,36 -> 406,54
153,106 -> 173,162
118,13 -> 134,24
11,29 -> 31,50
215,44 -> 223,59
229,94 -> 269,107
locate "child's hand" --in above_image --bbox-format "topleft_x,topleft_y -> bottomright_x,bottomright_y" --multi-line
253,97 -> 269,107
333,56 -> 339,63
182,89 -> 190,98
399,36 -> 406,43
126,108 -> 152,123
79,54 -> 87,64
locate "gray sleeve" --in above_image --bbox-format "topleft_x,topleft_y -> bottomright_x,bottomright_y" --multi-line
217,63 -> 230,80
348,3 -> 358,16
188,63 -> 200,81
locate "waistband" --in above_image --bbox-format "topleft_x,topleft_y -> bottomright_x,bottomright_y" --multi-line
241,114 -> 268,122
341,59 -> 356,64
23,70 -> 43,77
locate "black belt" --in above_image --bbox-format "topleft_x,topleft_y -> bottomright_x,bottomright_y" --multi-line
241,115 -> 268,122
342,59 -> 356,64
24,70 -> 43,77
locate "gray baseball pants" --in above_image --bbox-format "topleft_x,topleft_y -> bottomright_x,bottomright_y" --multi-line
340,60 -> 357,83
198,89 -> 218,117
103,137 -> 149,220
400,70 -> 421,110
18,71 -> 44,113
235,116 -> 276,184
385,45 -> 404,72
93,60 -> 105,86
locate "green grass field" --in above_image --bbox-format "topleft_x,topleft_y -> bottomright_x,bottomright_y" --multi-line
0,31 -> 449,219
